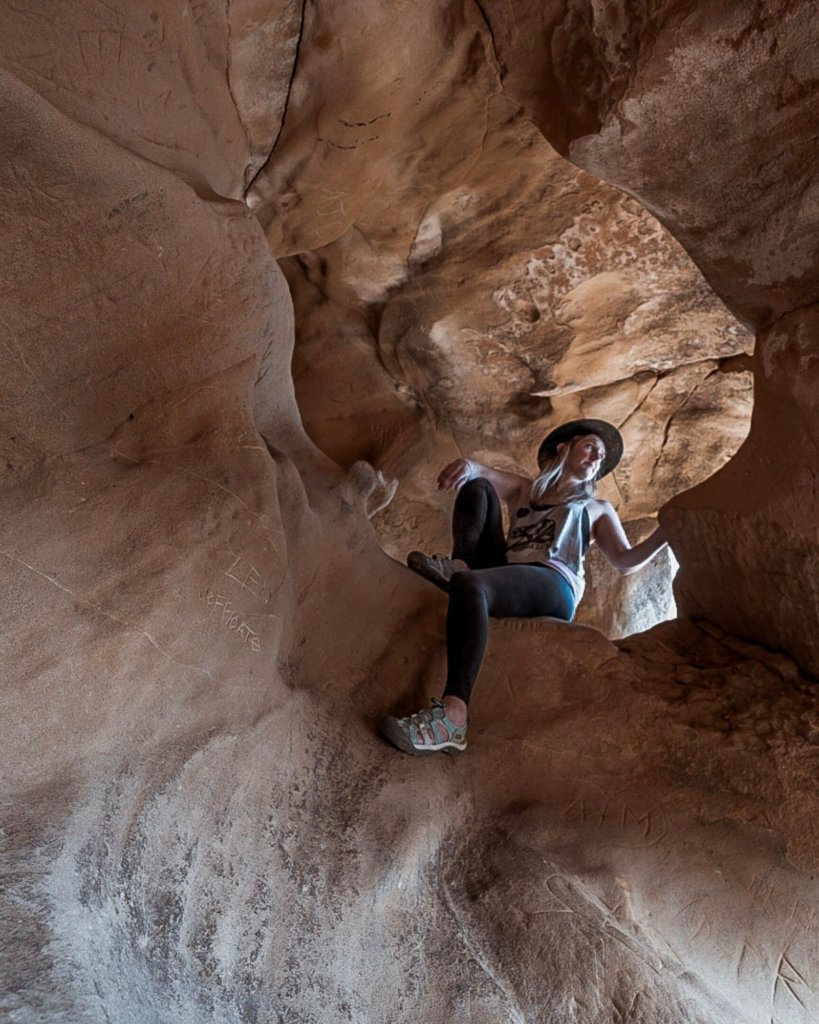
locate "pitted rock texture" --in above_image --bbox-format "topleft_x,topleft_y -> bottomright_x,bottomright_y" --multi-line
2,2 -> 818,1023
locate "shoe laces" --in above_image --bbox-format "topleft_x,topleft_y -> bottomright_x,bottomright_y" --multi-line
400,699 -> 463,743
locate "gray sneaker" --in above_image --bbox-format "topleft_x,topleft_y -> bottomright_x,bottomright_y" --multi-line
379,699 -> 468,756
407,551 -> 464,592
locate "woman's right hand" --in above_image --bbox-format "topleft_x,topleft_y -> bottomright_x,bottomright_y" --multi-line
436,459 -> 475,491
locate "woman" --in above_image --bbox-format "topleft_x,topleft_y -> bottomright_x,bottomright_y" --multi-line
379,419 -> 668,756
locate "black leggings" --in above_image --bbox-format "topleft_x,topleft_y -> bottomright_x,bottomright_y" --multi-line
444,479 -> 576,705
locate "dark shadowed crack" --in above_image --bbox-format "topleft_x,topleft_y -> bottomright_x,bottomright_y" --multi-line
762,294 -> 819,333
471,0 -> 504,77
616,372 -> 664,434
243,0 -> 307,198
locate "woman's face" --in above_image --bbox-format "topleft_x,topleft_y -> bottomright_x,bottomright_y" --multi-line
565,434 -> 606,480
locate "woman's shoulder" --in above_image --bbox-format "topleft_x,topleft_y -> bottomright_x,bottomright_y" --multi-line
586,497 -> 616,522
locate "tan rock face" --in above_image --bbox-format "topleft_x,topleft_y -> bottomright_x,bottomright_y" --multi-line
0,1 -> 297,198
2,2 -> 818,1023
247,0 -> 499,252
479,0 -> 819,666
283,97 -> 752,635
484,0 -> 819,320
668,303 -> 819,673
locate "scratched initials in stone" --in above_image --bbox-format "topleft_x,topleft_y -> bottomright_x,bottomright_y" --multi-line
562,791 -> 667,849
77,29 -> 122,73
224,554 -> 263,597
203,590 -> 261,653
773,952 -> 810,1009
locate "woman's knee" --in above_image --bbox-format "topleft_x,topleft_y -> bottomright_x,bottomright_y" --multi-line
453,477 -> 500,521
458,477 -> 497,500
448,569 -> 487,605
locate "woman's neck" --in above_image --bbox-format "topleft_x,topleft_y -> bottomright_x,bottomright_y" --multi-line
540,475 -> 584,504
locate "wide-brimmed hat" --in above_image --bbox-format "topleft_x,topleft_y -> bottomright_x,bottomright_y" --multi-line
536,419 -> 623,478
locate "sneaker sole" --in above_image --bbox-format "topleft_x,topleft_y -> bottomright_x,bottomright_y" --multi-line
378,716 -> 466,756
406,552 -> 451,593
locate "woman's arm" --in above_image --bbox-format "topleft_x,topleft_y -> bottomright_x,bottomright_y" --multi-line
592,502 -> 668,575
437,459 -> 531,504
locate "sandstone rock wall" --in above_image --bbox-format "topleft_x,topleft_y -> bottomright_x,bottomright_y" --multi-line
276,93 -> 753,637
2,2 -> 818,1023
480,0 -> 819,669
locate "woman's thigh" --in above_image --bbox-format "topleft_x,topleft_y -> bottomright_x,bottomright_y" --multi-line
461,565 -> 575,621
452,478 -> 507,568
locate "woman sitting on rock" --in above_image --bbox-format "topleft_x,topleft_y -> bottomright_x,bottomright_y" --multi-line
380,419 -> 669,756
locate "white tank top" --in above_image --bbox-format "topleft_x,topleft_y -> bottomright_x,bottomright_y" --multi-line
505,498 -> 592,601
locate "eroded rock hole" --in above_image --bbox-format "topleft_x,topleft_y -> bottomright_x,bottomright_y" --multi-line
285,119 -> 753,638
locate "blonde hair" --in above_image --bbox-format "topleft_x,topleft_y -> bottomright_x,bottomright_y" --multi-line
529,435 -> 600,504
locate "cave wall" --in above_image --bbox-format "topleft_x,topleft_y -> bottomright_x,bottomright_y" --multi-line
259,50 -> 754,639
2,2 -> 818,1023
479,0 -> 819,669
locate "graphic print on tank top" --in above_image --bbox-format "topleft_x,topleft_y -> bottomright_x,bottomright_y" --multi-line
506,509 -> 557,553
505,499 -> 592,601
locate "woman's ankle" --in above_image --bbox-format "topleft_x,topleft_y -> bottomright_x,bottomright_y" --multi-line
441,695 -> 468,728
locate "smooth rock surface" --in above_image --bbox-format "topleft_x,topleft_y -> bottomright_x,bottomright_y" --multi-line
2,2 -> 818,1023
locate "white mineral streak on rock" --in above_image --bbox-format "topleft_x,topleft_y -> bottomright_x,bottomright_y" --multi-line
409,211 -> 444,266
